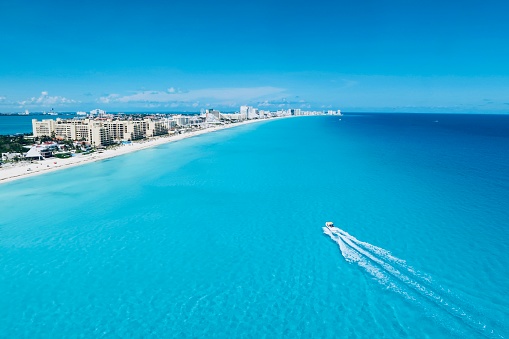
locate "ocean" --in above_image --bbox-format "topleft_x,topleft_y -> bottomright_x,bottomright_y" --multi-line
0,115 -> 39,135
0,114 -> 508,337
0,114 -> 80,135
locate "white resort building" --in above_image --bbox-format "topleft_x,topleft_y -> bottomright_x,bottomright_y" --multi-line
31,106 -> 341,148
32,116 -> 170,147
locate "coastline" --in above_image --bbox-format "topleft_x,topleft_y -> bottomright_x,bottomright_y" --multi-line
0,117 -> 278,185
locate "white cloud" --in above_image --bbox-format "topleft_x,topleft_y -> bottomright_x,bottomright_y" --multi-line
339,79 -> 359,88
100,86 -> 286,107
18,91 -> 78,107
144,103 -> 161,108
98,94 -> 120,104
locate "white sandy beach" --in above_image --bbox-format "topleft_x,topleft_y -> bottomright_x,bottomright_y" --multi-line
0,118 -> 274,185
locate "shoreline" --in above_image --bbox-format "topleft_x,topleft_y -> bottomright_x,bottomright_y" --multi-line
0,117 -> 279,185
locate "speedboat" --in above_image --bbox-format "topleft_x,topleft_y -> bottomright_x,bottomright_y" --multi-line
325,221 -> 335,230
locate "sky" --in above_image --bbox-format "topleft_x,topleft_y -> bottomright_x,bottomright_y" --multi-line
0,0 -> 508,113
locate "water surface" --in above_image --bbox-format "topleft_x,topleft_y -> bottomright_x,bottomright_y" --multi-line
1,114 -> 508,337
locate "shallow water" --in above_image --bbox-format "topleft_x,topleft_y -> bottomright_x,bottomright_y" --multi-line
1,114 -> 508,337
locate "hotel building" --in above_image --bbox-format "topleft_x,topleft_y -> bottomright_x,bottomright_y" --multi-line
32,116 -> 170,147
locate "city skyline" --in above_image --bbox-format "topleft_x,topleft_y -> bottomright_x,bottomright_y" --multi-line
1,0 -> 508,113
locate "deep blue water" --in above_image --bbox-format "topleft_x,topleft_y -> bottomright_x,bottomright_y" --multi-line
0,114 -> 80,135
0,114 -> 508,337
0,115 -> 38,135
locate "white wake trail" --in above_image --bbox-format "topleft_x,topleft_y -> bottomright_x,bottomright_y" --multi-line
323,226 -> 501,338
334,228 -> 432,283
331,226 -> 485,319
332,226 -> 491,324
323,227 -> 414,300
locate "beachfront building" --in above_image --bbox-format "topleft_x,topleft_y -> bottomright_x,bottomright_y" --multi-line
24,142 -> 58,159
54,123 -> 74,140
201,110 -> 219,123
147,119 -> 169,137
238,106 -> 332,118
201,108 -> 247,123
240,106 -> 260,119
248,107 -> 259,119
220,112 -> 247,122
327,110 -> 342,115
103,120 -> 128,140
31,107 -> 339,147
34,118 -> 89,141
124,120 -> 148,140
32,116 -> 170,147
32,119 -> 56,138
101,118 -> 168,141
88,122 -> 112,147
258,110 -> 272,118
25,146 -> 50,160
172,115 -> 190,127
75,123 -> 89,141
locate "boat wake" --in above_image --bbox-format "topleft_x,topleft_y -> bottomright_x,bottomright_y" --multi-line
323,226 -> 503,338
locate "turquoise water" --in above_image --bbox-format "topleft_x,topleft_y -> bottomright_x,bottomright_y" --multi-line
0,114 -> 76,135
1,115 -> 508,337
0,115 -> 36,135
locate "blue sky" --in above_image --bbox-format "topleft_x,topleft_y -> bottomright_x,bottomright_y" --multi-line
1,0 -> 508,113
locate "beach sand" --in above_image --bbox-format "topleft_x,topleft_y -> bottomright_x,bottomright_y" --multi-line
0,118 -> 274,185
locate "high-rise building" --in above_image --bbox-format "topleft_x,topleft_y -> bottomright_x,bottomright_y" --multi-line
32,119 -> 55,138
